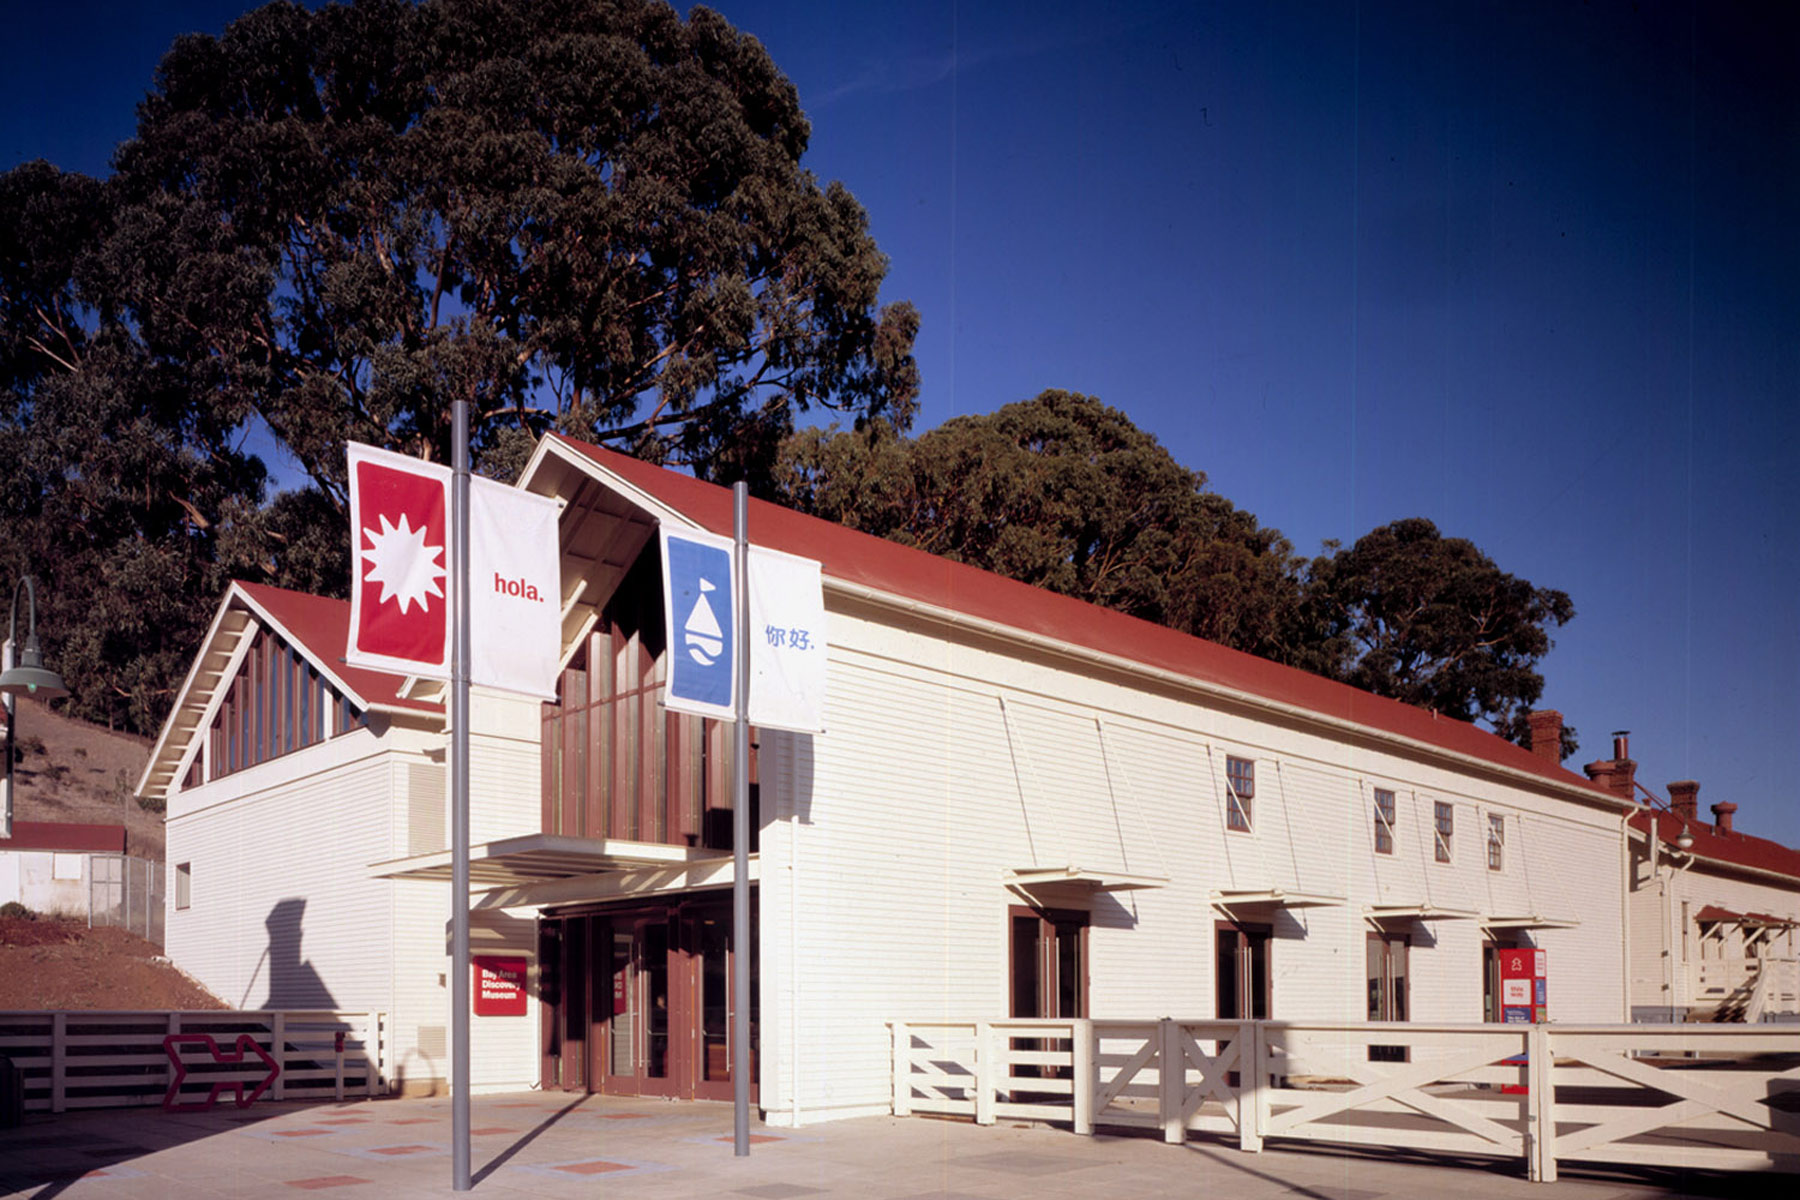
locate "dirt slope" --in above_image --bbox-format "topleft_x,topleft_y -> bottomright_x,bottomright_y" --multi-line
0,916 -> 225,1010
2,703 -> 225,1010
7,696 -> 162,860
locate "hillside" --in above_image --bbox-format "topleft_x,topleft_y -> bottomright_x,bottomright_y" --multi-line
6,697 -> 162,860
0,702 -> 228,1010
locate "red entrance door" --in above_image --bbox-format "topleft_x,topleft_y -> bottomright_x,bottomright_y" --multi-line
543,900 -> 755,1102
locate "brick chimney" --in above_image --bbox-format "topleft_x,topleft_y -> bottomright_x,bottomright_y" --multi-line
1582,730 -> 1637,801
1711,800 -> 1738,836
1668,780 -> 1700,823
1526,710 -> 1563,764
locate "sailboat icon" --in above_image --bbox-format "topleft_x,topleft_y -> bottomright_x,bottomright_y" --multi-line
684,578 -> 725,666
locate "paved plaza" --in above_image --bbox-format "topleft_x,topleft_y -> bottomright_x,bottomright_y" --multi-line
0,1091 -> 1785,1199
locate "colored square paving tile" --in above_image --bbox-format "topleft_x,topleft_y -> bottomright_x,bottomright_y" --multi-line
735,1185 -> 828,1198
286,1176 -> 373,1190
273,1129 -> 336,1138
388,1118 -> 438,1125
682,1132 -> 795,1147
599,1112 -> 654,1120
553,1160 -> 634,1176
367,1144 -> 435,1157
515,1157 -> 673,1180
316,1118 -> 370,1126
470,1127 -> 517,1135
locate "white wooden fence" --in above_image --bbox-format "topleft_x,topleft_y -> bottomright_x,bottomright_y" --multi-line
0,1010 -> 388,1113
1692,958 -> 1800,1022
891,1019 -> 1800,1182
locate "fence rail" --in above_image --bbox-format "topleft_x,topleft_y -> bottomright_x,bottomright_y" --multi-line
891,1019 -> 1800,1182
0,1010 -> 388,1113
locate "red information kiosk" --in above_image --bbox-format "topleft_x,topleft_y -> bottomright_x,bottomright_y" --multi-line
1498,947 -> 1548,1023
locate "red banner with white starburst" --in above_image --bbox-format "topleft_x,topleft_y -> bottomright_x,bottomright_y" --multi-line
346,443 -> 452,678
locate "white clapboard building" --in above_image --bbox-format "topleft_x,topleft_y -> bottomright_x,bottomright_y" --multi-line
141,433 -> 1645,1116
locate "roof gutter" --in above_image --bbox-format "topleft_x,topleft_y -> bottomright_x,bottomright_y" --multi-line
826,577 -> 1631,816
1625,822 -> 1800,889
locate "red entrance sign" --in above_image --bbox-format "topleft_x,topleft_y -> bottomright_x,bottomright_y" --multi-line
474,955 -> 529,1016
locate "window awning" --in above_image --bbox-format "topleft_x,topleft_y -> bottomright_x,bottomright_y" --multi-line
1211,888 -> 1347,911
1693,904 -> 1744,924
1364,903 -> 1480,923
1005,866 -> 1167,893
1695,907 -> 1797,930
1481,914 -> 1581,930
371,834 -> 729,887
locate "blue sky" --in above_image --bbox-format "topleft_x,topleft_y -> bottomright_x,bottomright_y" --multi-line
5,2 -> 1797,847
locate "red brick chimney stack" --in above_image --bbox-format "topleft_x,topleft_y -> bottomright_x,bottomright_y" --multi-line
1711,800 -> 1737,836
1582,730 -> 1638,801
1668,780 -> 1700,824
1526,710 -> 1563,763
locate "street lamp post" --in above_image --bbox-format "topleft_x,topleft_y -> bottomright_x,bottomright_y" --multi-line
0,575 -> 68,839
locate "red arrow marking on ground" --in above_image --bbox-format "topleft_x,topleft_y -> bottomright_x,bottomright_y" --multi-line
162,1033 -> 282,1112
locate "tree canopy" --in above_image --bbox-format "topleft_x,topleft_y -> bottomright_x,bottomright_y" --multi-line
0,0 -> 917,730
775,391 -> 1303,659
102,0 -> 919,492
1293,518 -> 1578,756
777,396 -> 1578,759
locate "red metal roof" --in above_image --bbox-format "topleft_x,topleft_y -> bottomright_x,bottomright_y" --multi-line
4,820 -> 126,853
545,434 -> 1619,803
1629,809 -> 1800,886
234,581 -> 440,715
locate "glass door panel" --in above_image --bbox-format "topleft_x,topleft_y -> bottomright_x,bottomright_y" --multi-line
700,915 -> 730,1084
643,919 -> 671,1081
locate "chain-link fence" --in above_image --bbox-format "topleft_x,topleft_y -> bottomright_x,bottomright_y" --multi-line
87,855 -> 163,946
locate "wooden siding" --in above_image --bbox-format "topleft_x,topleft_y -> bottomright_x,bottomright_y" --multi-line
758,604 -> 1629,1126
164,723 -> 537,1093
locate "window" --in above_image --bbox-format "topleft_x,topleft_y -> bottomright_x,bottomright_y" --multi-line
1373,788 -> 1396,855
1225,756 -> 1255,832
1433,801 -> 1454,862
1487,814 -> 1505,871
207,627 -> 363,781
175,862 -> 192,911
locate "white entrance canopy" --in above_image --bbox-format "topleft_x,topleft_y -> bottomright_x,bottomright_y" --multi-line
1481,913 -> 1581,930
371,833 -> 729,887
1210,888 -> 1346,911
1364,903 -> 1480,923
1005,865 -> 1167,894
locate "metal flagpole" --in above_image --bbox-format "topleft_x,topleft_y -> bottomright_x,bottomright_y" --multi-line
732,482 -> 751,1156
1,639 -> 12,840
451,401 -> 473,1190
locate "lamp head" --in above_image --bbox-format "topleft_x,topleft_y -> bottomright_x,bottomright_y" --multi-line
1,575 -> 66,701
1675,829 -> 1695,851
0,636 -> 66,701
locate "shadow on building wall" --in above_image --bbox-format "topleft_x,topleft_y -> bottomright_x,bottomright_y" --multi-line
260,897 -> 339,1010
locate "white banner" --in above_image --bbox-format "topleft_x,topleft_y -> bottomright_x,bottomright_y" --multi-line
747,546 -> 826,734
469,476 -> 562,700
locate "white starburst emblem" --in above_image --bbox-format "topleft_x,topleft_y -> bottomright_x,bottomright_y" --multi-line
359,513 -> 446,615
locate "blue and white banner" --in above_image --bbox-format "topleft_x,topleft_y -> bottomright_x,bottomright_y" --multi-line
747,546 -> 827,734
659,527 -> 827,730
660,528 -> 738,721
